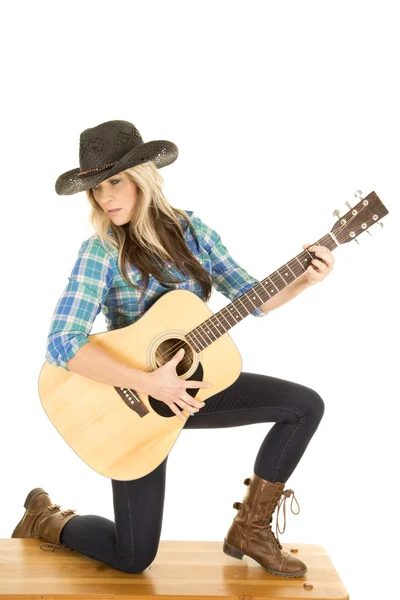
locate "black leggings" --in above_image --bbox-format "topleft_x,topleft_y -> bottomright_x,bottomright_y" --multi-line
60,371 -> 324,574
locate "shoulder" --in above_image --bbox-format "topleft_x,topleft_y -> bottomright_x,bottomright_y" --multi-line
72,235 -> 116,285
182,210 -> 220,249
77,234 -> 116,262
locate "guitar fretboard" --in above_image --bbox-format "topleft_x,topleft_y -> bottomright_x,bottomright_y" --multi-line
184,233 -> 337,352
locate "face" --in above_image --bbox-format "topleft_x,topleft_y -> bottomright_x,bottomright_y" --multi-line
91,171 -> 138,225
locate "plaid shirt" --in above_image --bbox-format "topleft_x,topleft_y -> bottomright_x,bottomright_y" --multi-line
46,210 -> 267,370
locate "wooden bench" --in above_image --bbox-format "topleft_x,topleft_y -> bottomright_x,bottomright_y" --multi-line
0,539 -> 349,599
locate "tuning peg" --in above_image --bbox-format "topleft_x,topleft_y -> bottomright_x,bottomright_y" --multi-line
345,201 -> 352,209
354,190 -> 363,199
366,231 -> 372,236
333,209 -> 341,218
353,238 -> 360,245
377,222 -> 384,229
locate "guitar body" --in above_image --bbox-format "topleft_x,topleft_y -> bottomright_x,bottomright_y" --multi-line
38,289 -> 243,481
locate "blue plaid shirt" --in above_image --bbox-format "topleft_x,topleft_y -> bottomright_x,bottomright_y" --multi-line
46,210 -> 267,370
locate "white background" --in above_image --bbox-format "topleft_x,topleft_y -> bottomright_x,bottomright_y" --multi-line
1,1 -> 398,598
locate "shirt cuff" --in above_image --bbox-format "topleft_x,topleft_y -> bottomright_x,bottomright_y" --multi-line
251,305 -> 269,317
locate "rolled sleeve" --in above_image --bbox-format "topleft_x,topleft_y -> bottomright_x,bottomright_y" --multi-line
191,213 -> 268,318
46,237 -> 115,370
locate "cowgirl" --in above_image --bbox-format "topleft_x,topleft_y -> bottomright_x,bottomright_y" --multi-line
12,120 -> 334,577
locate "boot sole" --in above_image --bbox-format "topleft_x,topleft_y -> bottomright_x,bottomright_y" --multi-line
11,488 -> 49,538
223,538 -> 307,578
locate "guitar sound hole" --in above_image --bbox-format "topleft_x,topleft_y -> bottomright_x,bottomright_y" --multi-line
155,338 -> 194,375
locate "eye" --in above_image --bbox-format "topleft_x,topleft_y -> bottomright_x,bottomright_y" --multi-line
92,179 -> 119,192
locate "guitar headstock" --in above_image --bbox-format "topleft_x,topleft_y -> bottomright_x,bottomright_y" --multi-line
331,191 -> 388,245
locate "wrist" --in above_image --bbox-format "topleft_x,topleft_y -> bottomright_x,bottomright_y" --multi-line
132,368 -> 153,393
298,272 -> 313,289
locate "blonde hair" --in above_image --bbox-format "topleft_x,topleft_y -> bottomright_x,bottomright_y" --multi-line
85,161 -> 213,302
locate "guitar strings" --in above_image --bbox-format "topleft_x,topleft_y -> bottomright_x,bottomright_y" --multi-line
129,204 -> 374,376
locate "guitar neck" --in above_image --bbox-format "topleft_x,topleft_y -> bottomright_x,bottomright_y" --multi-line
185,232 -> 338,352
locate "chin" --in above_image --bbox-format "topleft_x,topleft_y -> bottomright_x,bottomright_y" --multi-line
112,217 -> 130,226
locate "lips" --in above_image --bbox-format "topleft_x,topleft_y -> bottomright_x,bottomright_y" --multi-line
108,208 -> 121,214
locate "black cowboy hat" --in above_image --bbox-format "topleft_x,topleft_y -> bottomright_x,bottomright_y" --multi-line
55,120 -> 179,195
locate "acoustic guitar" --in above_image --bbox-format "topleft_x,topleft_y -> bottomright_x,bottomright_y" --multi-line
38,191 -> 388,480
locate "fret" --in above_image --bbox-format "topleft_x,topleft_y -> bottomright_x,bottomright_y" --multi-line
236,295 -> 253,314
265,277 -> 280,294
208,315 -> 226,336
288,257 -> 304,276
247,286 -> 265,307
216,308 -> 232,330
276,265 -> 294,285
198,322 -> 218,343
185,331 -> 202,353
285,262 -> 297,279
204,317 -> 222,339
246,292 -> 259,311
194,326 -> 210,347
270,271 -> 287,291
254,281 -> 272,305
304,248 -> 315,261
296,256 -> 307,271
226,304 -> 242,323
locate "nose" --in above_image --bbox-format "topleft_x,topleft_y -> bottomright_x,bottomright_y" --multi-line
97,192 -> 115,205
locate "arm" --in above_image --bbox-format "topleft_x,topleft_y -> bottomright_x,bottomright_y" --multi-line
66,342 -> 151,392
45,237 -> 151,392
259,272 -> 311,313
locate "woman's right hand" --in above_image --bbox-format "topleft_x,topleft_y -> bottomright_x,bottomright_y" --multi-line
143,348 -> 211,421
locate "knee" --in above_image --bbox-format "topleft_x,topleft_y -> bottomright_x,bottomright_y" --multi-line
124,563 -> 152,575
306,389 -> 325,424
117,551 -> 157,574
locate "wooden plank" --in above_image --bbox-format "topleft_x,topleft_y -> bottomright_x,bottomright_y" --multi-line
0,539 -> 349,600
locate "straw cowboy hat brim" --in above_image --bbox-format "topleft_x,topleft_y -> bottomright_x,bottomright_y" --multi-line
55,120 -> 179,196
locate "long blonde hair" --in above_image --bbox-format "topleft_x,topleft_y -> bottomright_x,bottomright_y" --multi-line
86,161 -> 213,302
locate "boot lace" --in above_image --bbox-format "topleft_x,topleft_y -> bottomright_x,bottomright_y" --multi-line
39,542 -> 72,552
262,488 -> 300,550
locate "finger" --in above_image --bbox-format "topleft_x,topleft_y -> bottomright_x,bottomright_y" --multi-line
172,348 -> 185,362
180,391 -> 204,409
316,255 -> 334,269
168,403 -> 187,421
307,265 -> 322,282
176,398 -> 199,413
185,380 -> 211,388
184,392 -> 205,408
307,246 -> 335,265
311,259 -> 328,273
302,243 -> 313,251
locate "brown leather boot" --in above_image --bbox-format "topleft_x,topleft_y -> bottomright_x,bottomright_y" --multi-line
223,473 -> 307,578
11,487 -> 79,552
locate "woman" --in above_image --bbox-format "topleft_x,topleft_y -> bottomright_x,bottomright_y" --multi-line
12,120 -> 334,578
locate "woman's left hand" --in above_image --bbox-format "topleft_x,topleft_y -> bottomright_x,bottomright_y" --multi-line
301,243 -> 335,285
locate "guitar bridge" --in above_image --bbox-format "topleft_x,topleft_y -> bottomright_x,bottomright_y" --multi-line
114,386 -> 149,416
